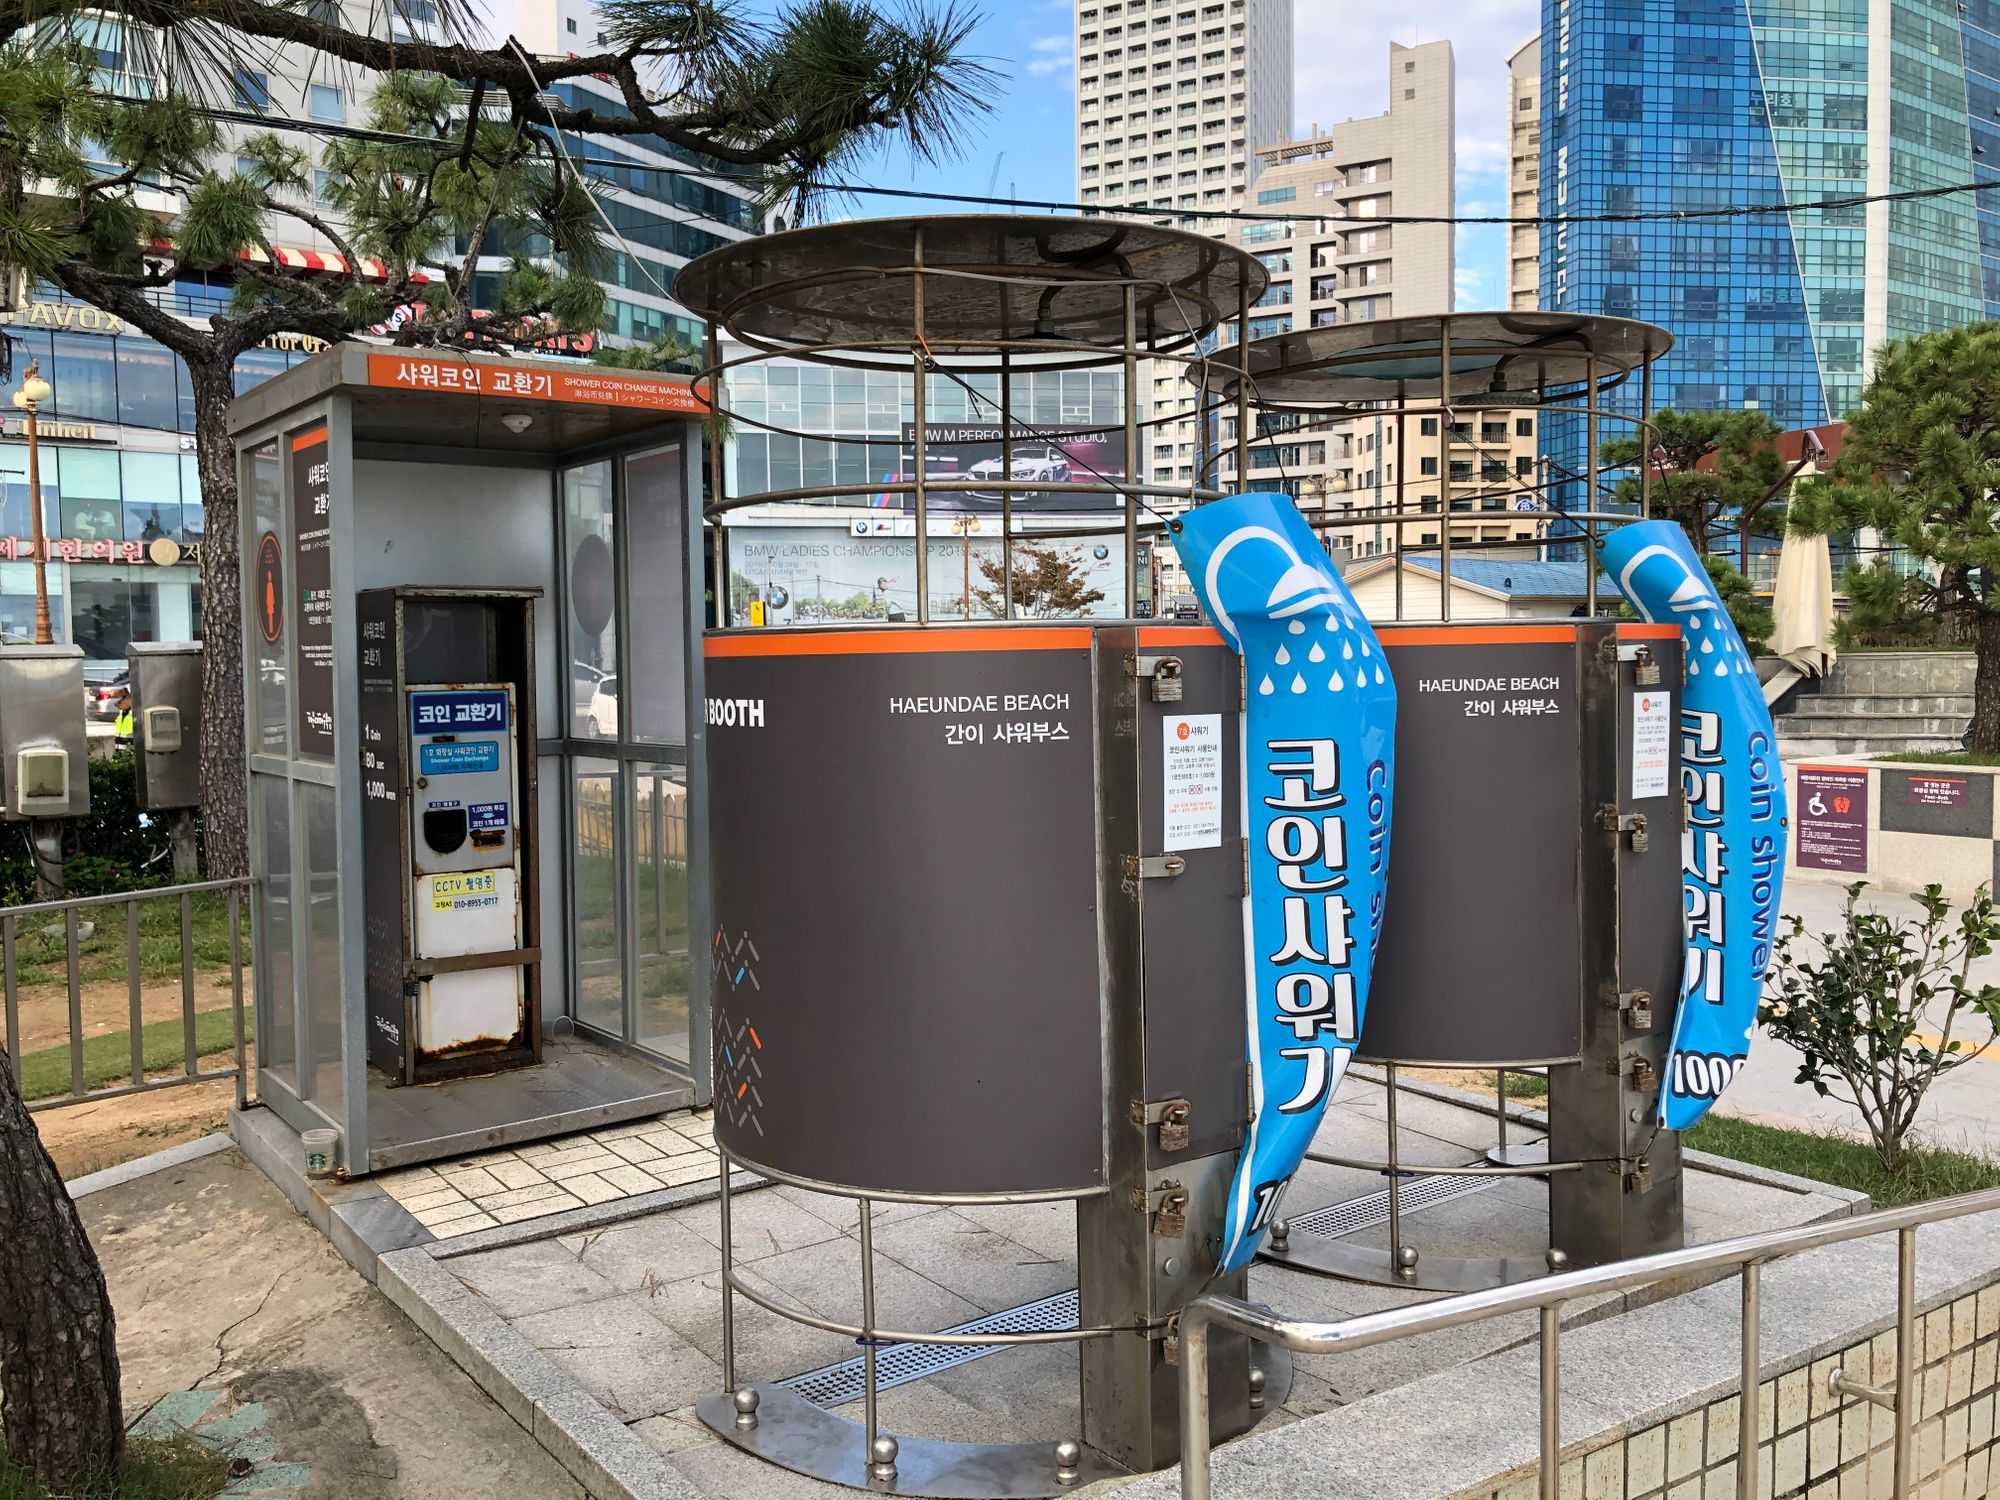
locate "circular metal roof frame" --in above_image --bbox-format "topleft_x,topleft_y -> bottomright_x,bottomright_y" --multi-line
674,214 -> 1269,355
1200,311 -> 1673,405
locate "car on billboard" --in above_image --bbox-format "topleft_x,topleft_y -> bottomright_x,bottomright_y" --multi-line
967,446 -> 1074,491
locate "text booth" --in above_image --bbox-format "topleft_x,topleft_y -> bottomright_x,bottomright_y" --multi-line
228,343 -> 712,1173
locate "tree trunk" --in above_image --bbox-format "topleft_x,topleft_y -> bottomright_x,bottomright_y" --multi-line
191,361 -> 248,880
1970,609 -> 2000,755
0,1057 -> 124,1486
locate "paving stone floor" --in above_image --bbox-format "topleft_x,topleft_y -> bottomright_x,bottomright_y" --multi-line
373,1110 -> 716,1239
432,1076 -> 1859,1497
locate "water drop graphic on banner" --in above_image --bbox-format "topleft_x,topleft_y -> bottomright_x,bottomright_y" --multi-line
1288,620 -> 1306,636
1276,645 -> 1291,665
1291,674 -> 1307,693
1329,670 -> 1344,691
1308,642 -> 1325,663
1342,640 -> 1354,661
1259,675 -> 1275,695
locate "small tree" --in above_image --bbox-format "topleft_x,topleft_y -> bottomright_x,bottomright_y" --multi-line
1760,882 -> 2000,1174
1603,407 -> 1788,560
1787,326 -> 2000,748
972,542 -> 1107,619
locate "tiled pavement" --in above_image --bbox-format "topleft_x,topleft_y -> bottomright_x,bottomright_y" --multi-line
374,1110 -> 717,1239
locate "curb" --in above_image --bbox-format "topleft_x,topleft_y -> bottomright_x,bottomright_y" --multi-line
377,1247 -> 707,1500
69,1132 -> 236,1199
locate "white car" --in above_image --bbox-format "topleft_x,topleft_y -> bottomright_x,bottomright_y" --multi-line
587,675 -> 618,736
967,447 -> 1073,490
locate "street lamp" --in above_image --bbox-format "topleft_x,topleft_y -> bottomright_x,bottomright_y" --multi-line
10,358 -> 55,644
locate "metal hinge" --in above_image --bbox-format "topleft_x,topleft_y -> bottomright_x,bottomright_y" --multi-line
1238,836 -> 1249,896
1598,805 -> 1650,853
1126,653 -> 1185,702
1130,1096 -> 1192,1152
1239,658 -> 1247,711
1123,853 -> 1186,880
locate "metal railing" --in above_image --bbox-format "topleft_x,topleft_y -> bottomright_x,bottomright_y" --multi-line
0,878 -> 251,1114
1178,1186 -> 2000,1500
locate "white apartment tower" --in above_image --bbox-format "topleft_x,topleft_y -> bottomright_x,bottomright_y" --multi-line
1073,0 -> 1293,585
1506,35 -> 1541,310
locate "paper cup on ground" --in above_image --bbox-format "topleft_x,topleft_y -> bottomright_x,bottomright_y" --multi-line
302,1128 -> 338,1178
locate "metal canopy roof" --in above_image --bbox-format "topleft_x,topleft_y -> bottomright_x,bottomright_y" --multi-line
1199,311 -> 1674,405
672,214 -> 1268,353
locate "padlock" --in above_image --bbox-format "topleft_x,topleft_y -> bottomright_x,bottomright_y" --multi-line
1152,1183 -> 1188,1239
1151,657 -> 1184,702
1634,644 -> 1662,687
1159,1100 -> 1191,1153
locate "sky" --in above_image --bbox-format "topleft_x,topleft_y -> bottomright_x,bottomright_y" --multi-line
840,0 -> 1545,311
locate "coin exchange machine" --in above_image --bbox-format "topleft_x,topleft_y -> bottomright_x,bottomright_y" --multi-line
357,587 -> 540,1086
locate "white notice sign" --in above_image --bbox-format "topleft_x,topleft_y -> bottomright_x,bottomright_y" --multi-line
1163,713 -> 1224,850
1632,690 -> 1671,800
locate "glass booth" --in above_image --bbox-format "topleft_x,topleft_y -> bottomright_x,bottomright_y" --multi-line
228,343 -> 712,1173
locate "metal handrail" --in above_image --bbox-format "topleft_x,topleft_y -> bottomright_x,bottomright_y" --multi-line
1179,1186 -> 2000,1500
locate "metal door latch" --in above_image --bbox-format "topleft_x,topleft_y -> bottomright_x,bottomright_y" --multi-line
1126,654 -> 1184,702
1130,1096 -> 1192,1152
1123,853 -> 1186,880
1598,806 -> 1650,853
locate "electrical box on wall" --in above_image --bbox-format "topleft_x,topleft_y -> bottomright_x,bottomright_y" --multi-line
127,642 -> 203,809
357,587 -> 541,1086
0,645 -> 89,820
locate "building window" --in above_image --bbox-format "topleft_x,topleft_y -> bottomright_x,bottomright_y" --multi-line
1256,185 -> 1295,204
308,84 -> 344,121
1419,456 -> 1437,476
566,15 -> 577,31
1515,417 -> 1532,437
231,68 -> 270,110
1420,417 -> 1438,436
1403,88 -> 1415,100
1519,95 -> 1532,110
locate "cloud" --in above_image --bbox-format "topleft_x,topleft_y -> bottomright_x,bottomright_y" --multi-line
1025,32 -> 1074,79
1455,265 -> 1491,306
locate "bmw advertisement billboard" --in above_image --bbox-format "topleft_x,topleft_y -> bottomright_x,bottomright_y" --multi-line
891,422 -> 1126,512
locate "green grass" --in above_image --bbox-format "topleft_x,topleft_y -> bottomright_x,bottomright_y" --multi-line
1872,750 -> 2000,766
8,893 -> 250,991
15,1009 -> 252,1103
0,1436 -> 229,1500
1493,1069 -> 1549,1099
1684,1114 -> 2000,1208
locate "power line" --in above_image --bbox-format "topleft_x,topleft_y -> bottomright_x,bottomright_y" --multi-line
104,93 -> 2000,231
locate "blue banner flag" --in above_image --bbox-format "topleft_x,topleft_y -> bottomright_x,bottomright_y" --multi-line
1174,493 -> 1397,1272
1600,521 -> 1787,1129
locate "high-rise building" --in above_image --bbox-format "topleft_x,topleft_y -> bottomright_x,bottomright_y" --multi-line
1218,43 -> 1543,568
1073,0 -> 1293,603
1537,0 -> 1988,460
1507,35 -> 1542,311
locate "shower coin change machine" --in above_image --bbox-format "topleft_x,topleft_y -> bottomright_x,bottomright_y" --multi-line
358,587 -> 541,1085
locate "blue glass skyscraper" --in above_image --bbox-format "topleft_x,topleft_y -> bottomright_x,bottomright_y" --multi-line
1539,0 -> 1988,502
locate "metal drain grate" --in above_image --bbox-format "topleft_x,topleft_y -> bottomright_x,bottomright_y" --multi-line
778,1290 -> 1083,1408
775,1169 -> 1498,1409
1282,1171 -> 1499,1241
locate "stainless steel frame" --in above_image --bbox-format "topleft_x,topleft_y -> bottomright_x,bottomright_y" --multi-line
1178,1187 -> 2000,1500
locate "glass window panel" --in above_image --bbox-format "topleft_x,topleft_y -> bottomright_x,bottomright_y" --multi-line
175,356 -> 196,433
59,448 -> 121,541
0,443 -> 60,542
72,570 -> 133,661
571,761 -> 624,1036
250,442 -> 287,752
634,761 -> 689,1063
115,339 -> 179,430
563,461 -> 616,737
625,446 -> 686,744
257,773 -> 296,1087
120,452 -> 181,543
50,333 -> 118,422
303,780 -> 343,1111
233,347 -> 289,393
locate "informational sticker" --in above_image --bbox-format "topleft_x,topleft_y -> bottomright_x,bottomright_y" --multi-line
1162,713 -> 1223,850
289,425 -> 334,757
1797,767 -> 1868,872
420,741 -> 501,776
431,871 -> 499,912
1631,689 -> 1672,799
468,801 -> 509,833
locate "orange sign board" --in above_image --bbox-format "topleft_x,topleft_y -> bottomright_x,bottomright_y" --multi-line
365,352 -> 709,414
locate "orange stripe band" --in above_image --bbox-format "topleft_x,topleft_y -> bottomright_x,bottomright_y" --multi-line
1137,626 -> 1224,647
291,425 -> 328,451
704,627 -> 1090,658
1616,623 -> 1681,641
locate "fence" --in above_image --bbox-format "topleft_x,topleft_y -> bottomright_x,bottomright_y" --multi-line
1178,1186 -> 2000,1500
0,878 -> 251,1114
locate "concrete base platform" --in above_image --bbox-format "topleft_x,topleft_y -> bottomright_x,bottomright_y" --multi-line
321,1075 -> 1866,1500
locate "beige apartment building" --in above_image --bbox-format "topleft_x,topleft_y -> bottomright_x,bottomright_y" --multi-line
1211,42 -> 1544,571
1507,35 -> 1541,310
